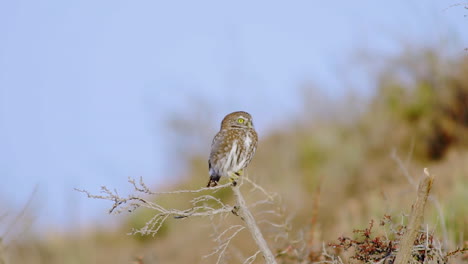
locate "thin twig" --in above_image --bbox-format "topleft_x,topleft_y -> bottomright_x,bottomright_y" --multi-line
203,225 -> 246,264
244,177 -> 277,201
391,150 -> 416,188
243,250 -> 261,264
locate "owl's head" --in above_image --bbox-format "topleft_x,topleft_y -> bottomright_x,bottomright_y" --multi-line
220,111 -> 255,130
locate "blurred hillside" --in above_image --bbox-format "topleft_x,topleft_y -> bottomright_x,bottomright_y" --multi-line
2,48 -> 467,263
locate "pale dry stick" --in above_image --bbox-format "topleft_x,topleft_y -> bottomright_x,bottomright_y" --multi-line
243,250 -> 261,264
228,245 -> 247,263
214,225 -> 245,244
249,198 -> 276,209
427,195 -> 449,247
203,225 -> 246,264
317,242 -> 344,264
393,170 -> 434,264
391,152 -> 449,246
231,179 -> 278,264
208,213 -> 249,263
244,177 -> 277,201
274,232 -> 307,260
128,176 -> 232,195
391,150 -> 416,187
215,226 -> 245,264
245,177 -> 294,244
258,219 -> 289,229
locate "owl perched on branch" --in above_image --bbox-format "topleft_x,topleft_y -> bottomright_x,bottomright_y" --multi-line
207,111 -> 258,187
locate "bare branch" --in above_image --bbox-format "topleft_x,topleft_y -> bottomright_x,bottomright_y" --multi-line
243,250 -> 261,264
77,176 -> 280,263
319,242 -> 345,264
76,179 -> 235,238
232,179 -> 278,264
127,176 -> 232,195
244,177 -> 277,201
203,225 -> 246,264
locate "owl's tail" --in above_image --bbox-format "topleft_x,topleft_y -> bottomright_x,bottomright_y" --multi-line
206,175 -> 221,187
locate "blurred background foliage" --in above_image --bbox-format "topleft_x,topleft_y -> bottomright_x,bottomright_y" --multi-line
1,47 -> 468,263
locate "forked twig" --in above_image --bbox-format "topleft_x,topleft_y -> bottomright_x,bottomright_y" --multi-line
77,176 -> 278,263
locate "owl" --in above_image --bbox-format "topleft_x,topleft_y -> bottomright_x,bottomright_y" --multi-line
207,111 -> 258,187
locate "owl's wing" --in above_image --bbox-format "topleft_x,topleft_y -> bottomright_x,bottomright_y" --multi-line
210,130 -> 226,156
208,130 -> 228,172
207,130 -> 227,187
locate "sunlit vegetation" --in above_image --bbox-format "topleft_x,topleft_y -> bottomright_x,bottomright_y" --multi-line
1,49 -> 467,263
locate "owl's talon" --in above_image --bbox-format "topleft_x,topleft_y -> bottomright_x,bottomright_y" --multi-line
229,176 -> 238,186
229,172 -> 239,186
229,175 -> 239,181
232,205 -> 240,216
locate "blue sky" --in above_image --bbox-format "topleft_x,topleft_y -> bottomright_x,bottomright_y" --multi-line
0,0 -> 467,234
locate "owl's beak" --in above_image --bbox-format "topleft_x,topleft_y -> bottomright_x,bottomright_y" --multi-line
247,121 -> 254,128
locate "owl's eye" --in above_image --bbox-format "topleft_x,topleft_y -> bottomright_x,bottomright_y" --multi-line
237,118 -> 244,124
